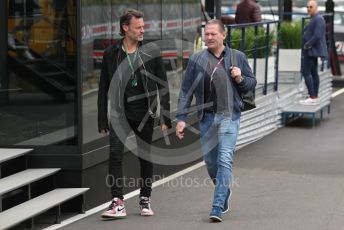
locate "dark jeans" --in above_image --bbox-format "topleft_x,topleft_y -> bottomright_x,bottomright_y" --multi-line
108,118 -> 154,199
302,55 -> 319,98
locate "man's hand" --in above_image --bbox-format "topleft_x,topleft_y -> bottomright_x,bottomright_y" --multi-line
176,121 -> 186,140
160,124 -> 168,132
230,66 -> 243,83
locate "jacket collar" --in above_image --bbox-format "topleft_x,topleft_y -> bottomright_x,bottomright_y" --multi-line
196,46 -> 232,74
115,38 -> 144,51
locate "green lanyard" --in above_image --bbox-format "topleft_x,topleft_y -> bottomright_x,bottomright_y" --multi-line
123,43 -> 138,87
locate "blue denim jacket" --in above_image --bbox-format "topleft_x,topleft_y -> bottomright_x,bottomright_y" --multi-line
302,13 -> 327,57
176,46 -> 257,122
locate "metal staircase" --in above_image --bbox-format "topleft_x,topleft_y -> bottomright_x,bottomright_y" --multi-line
8,52 -> 76,102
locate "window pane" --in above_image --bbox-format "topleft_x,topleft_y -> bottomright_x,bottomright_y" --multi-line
0,0 -> 77,146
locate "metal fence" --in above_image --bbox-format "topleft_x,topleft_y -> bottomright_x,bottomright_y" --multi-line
226,20 -> 280,96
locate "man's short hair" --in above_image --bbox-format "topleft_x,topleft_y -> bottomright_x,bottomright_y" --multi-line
205,19 -> 225,32
120,9 -> 144,36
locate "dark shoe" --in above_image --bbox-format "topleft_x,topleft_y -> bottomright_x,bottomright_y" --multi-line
222,188 -> 232,214
209,206 -> 223,222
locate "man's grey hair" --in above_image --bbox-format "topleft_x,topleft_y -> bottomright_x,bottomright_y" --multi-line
205,19 -> 225,32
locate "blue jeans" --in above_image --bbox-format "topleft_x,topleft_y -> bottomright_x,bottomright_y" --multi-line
302,55 -> 319,97
199,112 -> 240,209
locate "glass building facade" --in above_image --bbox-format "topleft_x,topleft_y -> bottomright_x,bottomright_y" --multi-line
81,0 -> 201,151
0,0 -> 201,149
0,0 -> 201,208
1,0 -> 78,147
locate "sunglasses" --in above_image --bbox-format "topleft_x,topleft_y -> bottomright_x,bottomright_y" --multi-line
306,6 -> 313,8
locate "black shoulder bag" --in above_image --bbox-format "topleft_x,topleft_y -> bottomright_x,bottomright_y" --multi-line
230,48 -> 256,111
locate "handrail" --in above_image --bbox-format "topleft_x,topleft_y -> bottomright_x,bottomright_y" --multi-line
226,20 -> 280,28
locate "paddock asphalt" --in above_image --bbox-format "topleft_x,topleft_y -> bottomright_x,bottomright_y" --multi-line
57,89 -> 344,230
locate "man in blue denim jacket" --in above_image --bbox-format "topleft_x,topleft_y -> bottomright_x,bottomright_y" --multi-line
300,0 -> 327,105
175,19 -> 256,222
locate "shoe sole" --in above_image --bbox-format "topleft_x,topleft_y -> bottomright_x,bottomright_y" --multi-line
209,215 -> 223,222
141,212 -> 154,216
140,209 -> 154,216
101,213 -> 127,219
299,100 -> 319,106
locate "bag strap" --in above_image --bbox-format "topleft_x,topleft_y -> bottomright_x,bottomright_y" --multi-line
229,48 -> 244,98
230,48 -> 237,67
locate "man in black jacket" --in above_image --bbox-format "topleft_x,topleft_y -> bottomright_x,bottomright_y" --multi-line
98,9 -> 171,219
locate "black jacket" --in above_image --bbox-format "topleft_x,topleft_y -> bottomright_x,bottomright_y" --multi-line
97,39 -> 171,132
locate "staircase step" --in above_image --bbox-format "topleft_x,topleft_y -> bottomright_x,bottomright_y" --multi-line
8,55 -> 74,101
0,149 -> 33,164
0,168 -> 61,196
0,188 -> 89,230
24,58 -> 47,64
41,72 -> 68,78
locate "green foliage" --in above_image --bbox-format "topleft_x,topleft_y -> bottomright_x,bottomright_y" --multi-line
228,26 -> 275,58
279,21 -> 302,49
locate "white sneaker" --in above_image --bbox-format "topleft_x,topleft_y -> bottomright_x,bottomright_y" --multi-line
299,97 -> 319,105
